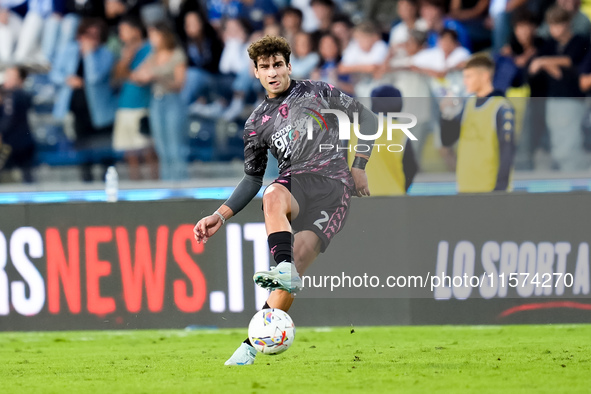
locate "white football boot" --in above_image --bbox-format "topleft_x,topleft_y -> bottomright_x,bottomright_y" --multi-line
224,342 -> 257,366
253,261 -> 303,293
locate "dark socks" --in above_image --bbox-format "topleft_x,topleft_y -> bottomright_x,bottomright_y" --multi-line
268,231 -> 293,264
244,302 -> 272,346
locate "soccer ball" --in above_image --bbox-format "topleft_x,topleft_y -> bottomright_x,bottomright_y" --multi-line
248,308 -> 295,355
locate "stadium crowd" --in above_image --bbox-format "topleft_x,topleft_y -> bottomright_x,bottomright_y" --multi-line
1,0 -> 591,184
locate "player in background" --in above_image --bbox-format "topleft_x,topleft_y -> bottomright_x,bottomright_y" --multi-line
193,35 -> 378,365
440,55 -> 515,192
348,85 -> 418,195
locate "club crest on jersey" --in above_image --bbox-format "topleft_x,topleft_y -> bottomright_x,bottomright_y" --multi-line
278,104 -> 289,118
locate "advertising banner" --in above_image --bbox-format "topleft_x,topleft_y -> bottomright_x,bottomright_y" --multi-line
1,193 -> 590,331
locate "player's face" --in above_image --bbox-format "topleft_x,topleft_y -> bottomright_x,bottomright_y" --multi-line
254,55 -> 292,98
463,67 -> 487,95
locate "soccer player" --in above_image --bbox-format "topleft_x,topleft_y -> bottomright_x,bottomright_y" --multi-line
440,55 -> 515,193
193,35 -> 378,365
347,85 -> 418,195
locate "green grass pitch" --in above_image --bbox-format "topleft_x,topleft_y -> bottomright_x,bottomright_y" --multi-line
1,325 -> 590,393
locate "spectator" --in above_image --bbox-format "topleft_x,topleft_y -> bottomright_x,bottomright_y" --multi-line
50,18 -> 117,182
43,0 -> 107,66
131,22 -> 189,181
388,0 -> 428,56
440,55 -> 515,192
420,0 -> 471,50
410,28 -> 470,98
448,0 -> 492,52
330,14 -> 354,53
136,0 -> 202,40
261,21 -> 281,37
339,21 -> 388,95
290,31 -> 319,79
529,5 -> 589,171
489,0 -> 528,51
190,17 -> 254,121
411,29 -> 470,80
311,32 -> 354,94
497,10 -> 542,89
112,16 -> 158,180
0,0 -> 26,64
0,66 -> 35,183
206,0 -> 278,32
235,0 -> 279,32
310,0 -> 336,33
376,29 -> 428,78
280,6 -> 303,47
537,0 -> 591,39
503,11 -> 542,70
104,0 -> 162,32
381,29 -> 438,163
4,0 -> 54,65
497,10 -> 544,171
291,0 -> 319,32
180,10 -> 224,106
206,0 -> 238,30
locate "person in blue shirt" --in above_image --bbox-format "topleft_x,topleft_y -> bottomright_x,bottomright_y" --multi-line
420,0 -> 472,51
206,0 -> 278,31
50,17 -> 117,182
112,16 -> 158,180
235,0 -> 278,31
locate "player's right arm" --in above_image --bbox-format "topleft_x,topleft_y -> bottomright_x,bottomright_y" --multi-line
194,116 -> 268,243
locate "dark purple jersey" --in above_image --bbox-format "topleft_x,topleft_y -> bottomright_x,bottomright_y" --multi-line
243,79 -> 362,190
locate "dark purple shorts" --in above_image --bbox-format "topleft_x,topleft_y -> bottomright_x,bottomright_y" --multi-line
269,173 -> 352,253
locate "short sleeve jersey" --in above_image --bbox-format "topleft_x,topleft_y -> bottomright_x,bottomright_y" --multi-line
243,79 -> 363,190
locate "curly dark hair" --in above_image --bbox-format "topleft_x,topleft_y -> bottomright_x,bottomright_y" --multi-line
247,35 -> 291,68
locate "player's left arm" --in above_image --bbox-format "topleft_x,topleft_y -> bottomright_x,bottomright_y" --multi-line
494,103 -> 515,191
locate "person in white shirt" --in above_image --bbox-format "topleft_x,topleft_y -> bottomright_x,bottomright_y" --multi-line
411,28 -> 471,97
389,29 -> 428,69
339,21 -> 389,96
340,21 -> 388,71
0,0 -> 25,63
411,28 -> 471,77
388,0 -> 428,54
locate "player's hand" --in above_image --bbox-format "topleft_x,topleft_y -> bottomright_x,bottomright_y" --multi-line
193,214 -> 223,244
351,167 -> 370,197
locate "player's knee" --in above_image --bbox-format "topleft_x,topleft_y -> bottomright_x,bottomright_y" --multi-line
263,187 -> 289,214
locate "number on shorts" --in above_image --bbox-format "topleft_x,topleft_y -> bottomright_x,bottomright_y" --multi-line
313,211 -> 329,230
